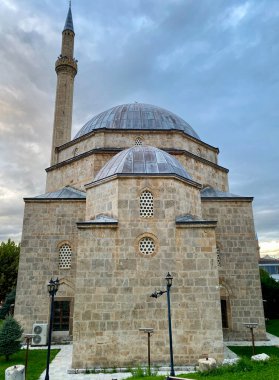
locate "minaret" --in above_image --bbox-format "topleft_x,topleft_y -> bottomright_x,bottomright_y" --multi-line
50,2 -> 78,165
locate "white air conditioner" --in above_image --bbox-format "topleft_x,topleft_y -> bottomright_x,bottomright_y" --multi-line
32,323 -> 48,346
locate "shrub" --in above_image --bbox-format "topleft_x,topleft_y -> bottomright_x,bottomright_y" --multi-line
0,316 -> 23,360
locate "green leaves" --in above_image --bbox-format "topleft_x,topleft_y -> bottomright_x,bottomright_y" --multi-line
0,239 -> 20,303
0,316 -> 23,361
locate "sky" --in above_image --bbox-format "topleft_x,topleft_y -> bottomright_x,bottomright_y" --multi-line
0,0 -> 278,256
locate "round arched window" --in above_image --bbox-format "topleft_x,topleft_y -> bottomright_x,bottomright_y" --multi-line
139,237 -> 155,255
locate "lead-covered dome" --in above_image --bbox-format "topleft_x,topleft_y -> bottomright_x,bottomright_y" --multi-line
74,103 -> 200,140
94,145 -> 192,182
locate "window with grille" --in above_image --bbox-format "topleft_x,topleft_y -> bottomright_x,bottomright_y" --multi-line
140,191 -> 154,217
139,237 -> 155,255
135,137 -> 142,145
59,244 -> 72,269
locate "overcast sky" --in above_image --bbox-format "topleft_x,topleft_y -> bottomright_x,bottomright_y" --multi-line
0,0 -> 278,256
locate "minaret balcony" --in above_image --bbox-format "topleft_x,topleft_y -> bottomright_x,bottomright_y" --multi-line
55,56 -> 78,75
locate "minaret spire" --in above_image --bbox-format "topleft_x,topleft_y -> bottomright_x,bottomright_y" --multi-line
50,3 -> 78,166
64,1 -> 74,32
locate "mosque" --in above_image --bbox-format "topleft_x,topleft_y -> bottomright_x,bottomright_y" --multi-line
14,4 -> 266,369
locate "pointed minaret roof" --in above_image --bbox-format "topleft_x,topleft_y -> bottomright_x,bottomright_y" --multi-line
63,1 -> 74,32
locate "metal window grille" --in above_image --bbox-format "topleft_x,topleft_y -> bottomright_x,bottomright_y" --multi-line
59,244 -> 72,269
139,237 -> 155,255
135,137 -> 142,145
140,191 -> 154,217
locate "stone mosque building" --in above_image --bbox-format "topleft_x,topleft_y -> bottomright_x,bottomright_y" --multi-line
15,4 -> 266,369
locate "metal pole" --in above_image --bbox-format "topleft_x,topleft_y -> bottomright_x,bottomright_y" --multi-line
147,332 -> 151,375
166,285 -> 175,376
250,327 -> 256,355
25,337 -> 30,380
45,291 -> 55,380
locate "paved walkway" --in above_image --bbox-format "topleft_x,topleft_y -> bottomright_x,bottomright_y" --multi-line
37,334 -> 279,380
38,344 -> 192,380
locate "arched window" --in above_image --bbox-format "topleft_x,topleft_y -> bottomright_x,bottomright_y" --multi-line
59,243 -> 72,269
140,190 -> 154,217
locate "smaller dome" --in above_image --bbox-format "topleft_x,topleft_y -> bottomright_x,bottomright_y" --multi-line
94,145 -> 192,182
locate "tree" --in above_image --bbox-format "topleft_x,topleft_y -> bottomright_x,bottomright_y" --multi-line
0,239 -> 20,303
260,268 -> 279,319
0,289 -> 16,319
0,316 -> 23,360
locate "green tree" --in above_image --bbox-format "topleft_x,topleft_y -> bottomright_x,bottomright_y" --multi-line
260,268 -> 279,319
0,316 -> 23,360
0,239 -> 20,303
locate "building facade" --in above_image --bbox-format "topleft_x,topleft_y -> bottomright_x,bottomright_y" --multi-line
259,255 -> 279,282
15,5 -> 266,369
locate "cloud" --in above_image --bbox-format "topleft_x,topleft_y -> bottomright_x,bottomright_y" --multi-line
0,0 -> 278,248
260,241 -> 279,258
222,2 -> 251,29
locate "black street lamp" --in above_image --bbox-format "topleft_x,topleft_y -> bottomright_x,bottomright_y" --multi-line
150,272 -> 175,377
45,278 -> 60,380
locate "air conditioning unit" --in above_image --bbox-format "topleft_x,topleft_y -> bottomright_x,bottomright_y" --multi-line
32,323 -> 48,346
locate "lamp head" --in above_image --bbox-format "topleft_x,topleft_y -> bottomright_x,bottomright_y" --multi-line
47,278 -> 60,295
165,272 -> 173,287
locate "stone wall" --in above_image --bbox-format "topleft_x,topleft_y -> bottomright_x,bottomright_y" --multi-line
46,150 -> 227,194
201,199 -> 266,340
71,176 -> 223,368
86,178 -> 119,220
14,200 -> 85,334
177,154 -> 228,192
58,130 -> 218,164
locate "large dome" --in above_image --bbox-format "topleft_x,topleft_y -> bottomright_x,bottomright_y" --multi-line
74,103 -> 200,140
94,145 -> 192,182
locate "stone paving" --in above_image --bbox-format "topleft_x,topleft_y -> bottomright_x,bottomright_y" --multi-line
37,334 -> 279,380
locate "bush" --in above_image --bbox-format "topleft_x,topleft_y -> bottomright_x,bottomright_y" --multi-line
0,316 -> 23,360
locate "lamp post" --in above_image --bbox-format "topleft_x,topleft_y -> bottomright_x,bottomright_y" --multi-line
150,272 -> 175,377
139,328 -> 154,375
45,278 -> 60,380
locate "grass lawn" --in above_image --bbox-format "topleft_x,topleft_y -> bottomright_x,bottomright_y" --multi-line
129,346 -> 279,380
266,319 -> 279,337
0,349 -> 60,380
228,345 -> 279,358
